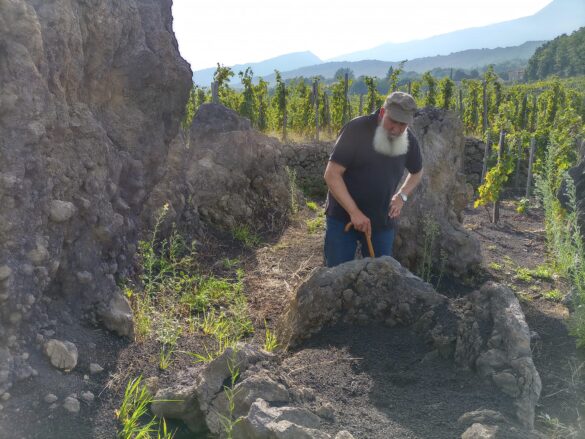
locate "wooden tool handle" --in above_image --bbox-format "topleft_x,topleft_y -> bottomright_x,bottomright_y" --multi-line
344,222 -> 375,258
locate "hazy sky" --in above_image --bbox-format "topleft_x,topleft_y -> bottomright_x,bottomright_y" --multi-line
172,0 -> 554,71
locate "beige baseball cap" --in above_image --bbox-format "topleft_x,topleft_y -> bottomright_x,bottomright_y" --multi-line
383,92 -> 417,124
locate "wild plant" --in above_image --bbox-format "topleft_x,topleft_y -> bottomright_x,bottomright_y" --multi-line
215,351 -> 242,439
418,214 -> 440,284
263,321 -> 278,352
116,376 -> 175,439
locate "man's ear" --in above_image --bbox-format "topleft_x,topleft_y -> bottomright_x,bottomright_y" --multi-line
379,107 -> 385,121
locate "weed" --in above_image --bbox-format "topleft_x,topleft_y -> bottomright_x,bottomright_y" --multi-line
514,267 -> 534,282
418,214 -> 440,284
222,258 -> 240,269
215,351 -> 242,438
306,216 -> 325,234
159,345 -> 174,370
489,262 -> 503,271
116,376 -> 175,439
544,289 -> 563,302
263,321 -> 278,352
305,201 -> 319,212
516,197 -> 530,214
232,225 -> 261,248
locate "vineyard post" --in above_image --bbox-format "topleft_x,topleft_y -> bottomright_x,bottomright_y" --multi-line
521,93 -> 528,130
526,137 -> 536,197
212,81 -> 219,104
359,94 -> 364,115
482,80 -> 488,134
514,138 -> 522,189
283,106 -> 288,142
492,130 -> 506,223
458,87 -> 463,117
481,131 -> 491,184
313,79 -> 319,142
408,81 -> 412,95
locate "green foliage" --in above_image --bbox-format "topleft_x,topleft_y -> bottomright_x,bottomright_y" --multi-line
232,225 -> 261,248
305,201 -> 319,212
306,216 -> 324,234
438,77 -> 455,109
417,214 -> 447,287
263,321 -> 278,352
422,72 -> 437,107
116,376 -> 175,439
364,76 -> 381,114
516,198 -> 529,214
474,156 -> 514,208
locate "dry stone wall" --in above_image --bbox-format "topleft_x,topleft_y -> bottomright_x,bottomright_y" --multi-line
0,0 -> 191,395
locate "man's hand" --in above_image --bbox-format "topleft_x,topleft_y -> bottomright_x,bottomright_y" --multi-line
389,194 -> 404,218
349,210 -> 371,238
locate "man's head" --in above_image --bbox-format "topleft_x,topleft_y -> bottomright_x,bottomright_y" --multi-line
374,92 -> 416,157
379,91 -> 417,138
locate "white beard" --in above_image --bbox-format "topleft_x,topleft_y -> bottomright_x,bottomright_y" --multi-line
373,125 -> 409,157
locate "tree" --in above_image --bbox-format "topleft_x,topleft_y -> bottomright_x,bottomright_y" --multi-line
387,60 -> 406,93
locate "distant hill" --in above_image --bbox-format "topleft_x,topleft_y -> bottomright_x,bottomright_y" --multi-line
330,0 -> 584,62
193,51 -> 322,86
259,41 -> 544,84
526,27 -> 585,80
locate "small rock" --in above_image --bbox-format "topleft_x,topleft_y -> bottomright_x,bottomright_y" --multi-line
461,422 -> 498,439
83,375 -> 89,381
63,396 -> 80,413
0,404 -> 3,411
144,376 -> 159,395
49,200 -> 76,222
1,393 -> 10,401
44,394 -> 58,404
81,391 -> 94,403
316,402 -> 335,421
0,266 -> 12,281
43,339 -> 78,370
49,403 -> 58,411
89,363 -> 104,374
335,431 -> 355,439
36,334 -> 44,343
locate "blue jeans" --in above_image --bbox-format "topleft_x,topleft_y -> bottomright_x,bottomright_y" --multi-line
324,216 -> 395,267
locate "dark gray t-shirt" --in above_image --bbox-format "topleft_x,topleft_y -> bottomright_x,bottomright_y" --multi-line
325,110 -> 423,230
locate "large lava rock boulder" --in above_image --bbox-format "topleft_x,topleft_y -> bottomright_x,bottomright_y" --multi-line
0,0 -> 191,394
396,108 -> 480,278
144,103 -> 292,234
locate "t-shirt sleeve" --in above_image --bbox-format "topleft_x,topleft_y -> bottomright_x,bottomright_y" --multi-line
329,122 -> 356,168
405,131 -> 423,174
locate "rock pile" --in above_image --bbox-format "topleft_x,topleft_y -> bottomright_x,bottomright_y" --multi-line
278,257 -> 541,431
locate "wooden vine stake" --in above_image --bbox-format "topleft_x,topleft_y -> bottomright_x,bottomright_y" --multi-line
492,130 -> 506,224
313,79 -> 319,142
481,131 -> 491,185
525,137 -> 537,198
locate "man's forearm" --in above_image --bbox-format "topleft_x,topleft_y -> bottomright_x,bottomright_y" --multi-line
397,169 -> 423,196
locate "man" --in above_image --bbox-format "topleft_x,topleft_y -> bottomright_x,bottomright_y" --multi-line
323,91 -> 423,267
